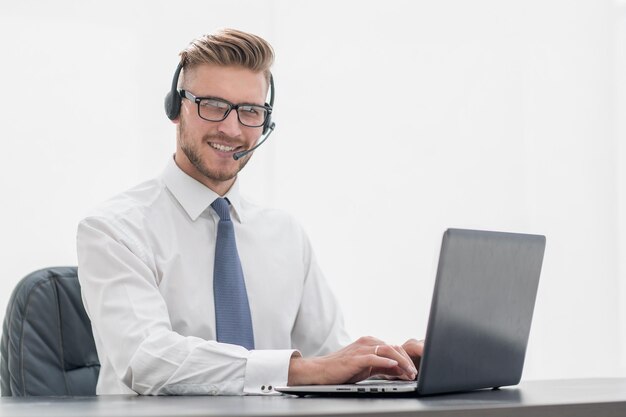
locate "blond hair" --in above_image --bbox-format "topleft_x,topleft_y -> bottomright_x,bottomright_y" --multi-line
179,28 -> 274,84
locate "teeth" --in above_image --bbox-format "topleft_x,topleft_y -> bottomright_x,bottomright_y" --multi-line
210,143 -> 236,152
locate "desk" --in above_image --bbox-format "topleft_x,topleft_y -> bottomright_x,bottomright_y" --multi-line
1,378 -> 625,417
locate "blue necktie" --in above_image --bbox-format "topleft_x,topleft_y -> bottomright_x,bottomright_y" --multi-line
211,197 -> 255,350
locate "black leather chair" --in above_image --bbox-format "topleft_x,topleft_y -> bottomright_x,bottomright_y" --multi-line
0,267 -> 100,396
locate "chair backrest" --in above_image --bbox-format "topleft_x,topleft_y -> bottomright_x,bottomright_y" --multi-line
0,267 -> 100,396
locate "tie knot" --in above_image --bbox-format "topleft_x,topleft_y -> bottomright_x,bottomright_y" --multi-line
211,198 -> 231,221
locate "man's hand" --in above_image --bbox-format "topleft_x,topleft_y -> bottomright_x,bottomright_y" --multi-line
287,336 -> 422,386
401,338 -> 425,370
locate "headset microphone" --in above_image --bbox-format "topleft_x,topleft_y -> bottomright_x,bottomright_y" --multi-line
233,122 -> 276,160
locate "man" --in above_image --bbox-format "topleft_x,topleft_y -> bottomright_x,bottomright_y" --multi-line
77,28 -> 423,396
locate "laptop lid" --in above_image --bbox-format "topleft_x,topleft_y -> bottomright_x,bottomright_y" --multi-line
416,228 -> 545,395
276,228 -> 545,397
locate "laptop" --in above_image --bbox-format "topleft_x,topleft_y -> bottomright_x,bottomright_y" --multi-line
275,228 -> 546,397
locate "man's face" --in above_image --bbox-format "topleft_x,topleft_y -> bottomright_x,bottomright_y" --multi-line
175,64 -> 268,189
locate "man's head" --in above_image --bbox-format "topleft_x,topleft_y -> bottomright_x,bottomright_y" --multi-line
172,28 -> 274,195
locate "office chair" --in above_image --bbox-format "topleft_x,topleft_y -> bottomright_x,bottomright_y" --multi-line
0,266 -> 100,396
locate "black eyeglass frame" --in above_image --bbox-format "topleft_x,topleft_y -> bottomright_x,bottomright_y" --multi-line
179,90 -> 273,128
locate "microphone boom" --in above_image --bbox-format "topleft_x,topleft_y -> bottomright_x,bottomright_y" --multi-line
233,123 -> 276,160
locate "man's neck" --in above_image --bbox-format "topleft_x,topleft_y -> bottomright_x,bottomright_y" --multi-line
173,152 -> 235,197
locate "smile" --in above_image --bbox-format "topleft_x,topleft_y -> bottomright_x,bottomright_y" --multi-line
209,142 -> 237,152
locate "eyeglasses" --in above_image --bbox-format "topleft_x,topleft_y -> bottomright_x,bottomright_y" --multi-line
179,90 -> 272,128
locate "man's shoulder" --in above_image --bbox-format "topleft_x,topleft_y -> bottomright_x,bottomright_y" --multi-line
80,177 -> 167,228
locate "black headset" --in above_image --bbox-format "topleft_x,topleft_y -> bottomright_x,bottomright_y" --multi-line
164,62 -> 275,136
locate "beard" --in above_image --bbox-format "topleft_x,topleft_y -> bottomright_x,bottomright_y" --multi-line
178,118 -> 252,183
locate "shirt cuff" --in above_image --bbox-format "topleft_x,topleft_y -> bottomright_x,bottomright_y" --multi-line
243,349 -> 298,395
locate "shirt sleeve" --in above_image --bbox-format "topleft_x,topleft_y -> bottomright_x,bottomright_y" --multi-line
290,227 -> 352,357
77,216 -> 296,395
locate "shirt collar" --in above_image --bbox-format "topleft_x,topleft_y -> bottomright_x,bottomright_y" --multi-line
161,157 -> 245,223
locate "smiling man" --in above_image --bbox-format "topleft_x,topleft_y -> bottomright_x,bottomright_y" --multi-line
77,28 -> 422,396
176,64 -> 266,194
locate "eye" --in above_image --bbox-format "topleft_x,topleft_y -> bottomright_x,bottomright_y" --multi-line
200,99 -> 229,109
239,105 -> 260,115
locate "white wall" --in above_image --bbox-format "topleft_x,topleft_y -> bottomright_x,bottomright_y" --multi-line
0,0 -> 623,381
616,0 -> 626,372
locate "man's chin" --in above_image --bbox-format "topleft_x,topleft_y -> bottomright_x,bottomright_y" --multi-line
192,164 -> 236,182
206,172 -> 238,183
187,150 -> 250,184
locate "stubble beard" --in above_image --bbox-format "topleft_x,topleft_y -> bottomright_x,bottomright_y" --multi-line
178,119 -> 251,183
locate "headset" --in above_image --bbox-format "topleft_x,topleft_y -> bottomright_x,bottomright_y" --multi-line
164,61 -> 276,137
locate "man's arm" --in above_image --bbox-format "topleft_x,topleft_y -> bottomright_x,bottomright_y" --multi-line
77,216 -> 295,395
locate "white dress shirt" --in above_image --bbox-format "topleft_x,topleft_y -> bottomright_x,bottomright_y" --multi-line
77,158 -> 350,395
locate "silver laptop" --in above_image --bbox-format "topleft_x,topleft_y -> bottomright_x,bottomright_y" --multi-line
276,228 -> 546,396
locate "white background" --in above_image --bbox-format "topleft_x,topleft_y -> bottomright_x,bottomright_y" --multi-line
0,0 -> 624,381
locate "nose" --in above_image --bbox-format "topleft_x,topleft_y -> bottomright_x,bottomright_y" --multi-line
216,109 -> 242,137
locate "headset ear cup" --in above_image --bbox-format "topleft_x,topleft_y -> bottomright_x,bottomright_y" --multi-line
263,113 -> 272,135
263,74 -> 275,135
164,91 -> 182,120
165,62 -> 184,120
